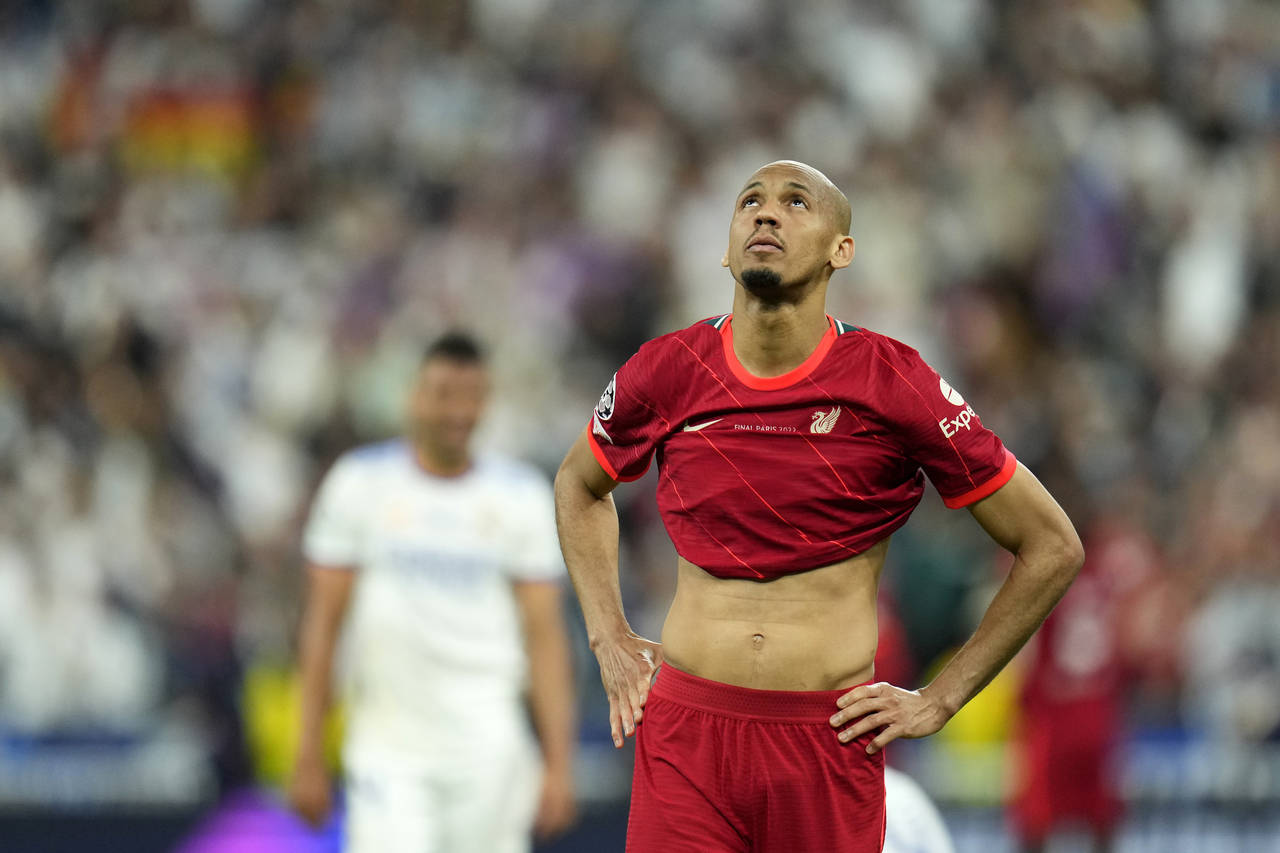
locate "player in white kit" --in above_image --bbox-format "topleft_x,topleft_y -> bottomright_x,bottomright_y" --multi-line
882,767 -> 956,853
287,332 -> 577,853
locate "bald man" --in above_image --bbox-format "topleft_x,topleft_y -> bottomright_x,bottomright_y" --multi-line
554,161 -> 1083,852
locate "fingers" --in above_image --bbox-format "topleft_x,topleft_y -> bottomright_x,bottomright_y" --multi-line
599,636 -> 663,747
619,687 -> 639,738
292,792 -> 329,827
608,683 -> 645,746
835,681 -> 888,710
535,800 -> 576,839
828,682 -> 910,753
834,711 -> 889,744
608,696 -> 626,747
828,694 -> 884,729
866,725 -> 903,755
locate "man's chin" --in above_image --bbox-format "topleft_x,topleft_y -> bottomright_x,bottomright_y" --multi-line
740,266 -> 786,299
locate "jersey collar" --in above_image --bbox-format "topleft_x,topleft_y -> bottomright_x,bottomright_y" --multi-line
720,314 -> 837,391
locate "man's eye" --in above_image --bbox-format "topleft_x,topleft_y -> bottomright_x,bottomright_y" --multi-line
791,198 -> 807,208
742,198 -> 759,208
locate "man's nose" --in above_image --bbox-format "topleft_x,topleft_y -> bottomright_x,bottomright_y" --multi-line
754,207 -> 780,227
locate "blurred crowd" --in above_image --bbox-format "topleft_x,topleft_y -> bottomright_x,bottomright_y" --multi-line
1,0 -> 1278,807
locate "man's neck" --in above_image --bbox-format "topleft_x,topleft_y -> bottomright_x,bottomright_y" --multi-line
411,442 -> 471,478
730,284 -> 830,377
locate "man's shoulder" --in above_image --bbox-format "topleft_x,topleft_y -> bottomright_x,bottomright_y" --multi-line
829,323 -> 935,381
331,439 -> 407,478
473,452 -> 550,489
630,316 -> 723,362
830,322 -> 917,359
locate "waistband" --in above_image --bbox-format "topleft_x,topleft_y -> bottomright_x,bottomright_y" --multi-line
651,664 -> 868,724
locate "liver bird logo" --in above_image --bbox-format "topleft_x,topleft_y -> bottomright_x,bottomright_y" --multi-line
810,406 -> 842,434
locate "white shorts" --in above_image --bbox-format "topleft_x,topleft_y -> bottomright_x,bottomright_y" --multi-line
342,732 -> 541,853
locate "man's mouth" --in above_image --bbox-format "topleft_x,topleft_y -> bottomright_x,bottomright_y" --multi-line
747,235 -> 783,253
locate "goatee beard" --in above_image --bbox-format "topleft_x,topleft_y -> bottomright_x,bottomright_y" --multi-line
741,267 -> 784,300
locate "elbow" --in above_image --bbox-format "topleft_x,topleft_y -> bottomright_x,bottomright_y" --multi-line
1061,514 -> 1086,572
1055,527 -> 1086,586
1021,524 -> 1084,592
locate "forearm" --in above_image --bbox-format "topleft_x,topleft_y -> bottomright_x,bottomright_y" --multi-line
923,542 -> 1081,717
294,614 -> 335,758
295,595 -> 343,765
525,615 -> 577,774
553,476 -> 629,645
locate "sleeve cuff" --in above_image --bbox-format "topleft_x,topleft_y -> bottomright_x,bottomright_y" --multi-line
942,448 -> 1017,509
586,425 -> 648,483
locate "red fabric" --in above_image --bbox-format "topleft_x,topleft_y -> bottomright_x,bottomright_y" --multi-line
587,315 -> 1014,579
627,665 -> 886,853
1011,697 -> 1122,842
1010,524 -> 1150,842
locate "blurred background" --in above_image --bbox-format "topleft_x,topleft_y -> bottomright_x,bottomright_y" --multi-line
0,0 -> 1278,850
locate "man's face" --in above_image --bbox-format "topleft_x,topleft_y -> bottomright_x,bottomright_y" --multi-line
724,162 -> 849,294
408,358 -> 488,460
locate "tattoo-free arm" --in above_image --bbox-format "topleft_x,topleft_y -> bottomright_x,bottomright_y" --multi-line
288,564 -> 355,825
553,427 -> 661,748
831,463 -> 1084,752
514,579 -> 578,838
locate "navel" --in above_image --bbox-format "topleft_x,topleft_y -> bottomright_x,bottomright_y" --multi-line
751,633 -> 765,648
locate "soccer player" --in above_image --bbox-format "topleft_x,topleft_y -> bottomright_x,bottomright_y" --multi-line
1010,522 -> 1140,853
287,332 -> 577,853
554,160 -> 1084,852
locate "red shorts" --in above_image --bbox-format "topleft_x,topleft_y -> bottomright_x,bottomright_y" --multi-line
627,665 -> 886,853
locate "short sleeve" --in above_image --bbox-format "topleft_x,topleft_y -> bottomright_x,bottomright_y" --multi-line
302,454 -> 367,568
881,343 -> 1016,509
502,472 -> 566,583
585,347 -> 671,482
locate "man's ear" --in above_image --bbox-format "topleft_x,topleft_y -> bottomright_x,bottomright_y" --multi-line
829,235 -> 855,270
721,254 -> 729,268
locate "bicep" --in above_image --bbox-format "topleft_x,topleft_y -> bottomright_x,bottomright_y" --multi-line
966,462 -> 1081,558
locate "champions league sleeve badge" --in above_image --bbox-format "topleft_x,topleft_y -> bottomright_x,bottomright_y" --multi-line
592,374 -> 616,444
596,374 -> 616,421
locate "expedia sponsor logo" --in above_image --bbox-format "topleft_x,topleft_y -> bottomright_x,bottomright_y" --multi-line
938,376 -> 966,406
939,405 -> 978,439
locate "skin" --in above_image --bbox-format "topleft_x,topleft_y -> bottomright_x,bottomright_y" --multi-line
288,357 -> 578,839
554,160 -> 1084,754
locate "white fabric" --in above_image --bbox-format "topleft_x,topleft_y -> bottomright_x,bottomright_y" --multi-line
302,439 -> 564,763
343,732 -> 541,853
882,767 -> 955,853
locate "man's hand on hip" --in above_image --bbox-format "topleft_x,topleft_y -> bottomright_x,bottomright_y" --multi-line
828,682 -> 951,754
592,631 -> 663,747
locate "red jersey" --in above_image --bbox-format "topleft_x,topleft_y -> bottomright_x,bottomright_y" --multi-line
588,314 -> 1016,580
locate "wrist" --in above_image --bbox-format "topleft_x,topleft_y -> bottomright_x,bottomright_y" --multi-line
542,757 -> 574,777
586,619 -> 629,650
919,680 -> 963,719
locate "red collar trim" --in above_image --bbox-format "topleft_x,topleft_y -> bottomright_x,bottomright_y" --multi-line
720,315 -> 837,390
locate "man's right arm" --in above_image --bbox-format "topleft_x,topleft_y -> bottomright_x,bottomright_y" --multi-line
288,563 -> 355,826
554,427 -> 661,748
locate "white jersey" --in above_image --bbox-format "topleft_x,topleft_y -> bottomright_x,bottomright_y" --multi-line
303,440 -> 565,764
882,767 -> 955,853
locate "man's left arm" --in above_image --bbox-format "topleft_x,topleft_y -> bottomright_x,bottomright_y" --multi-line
513,579 -> 578,839
829,462 -> 1084,753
